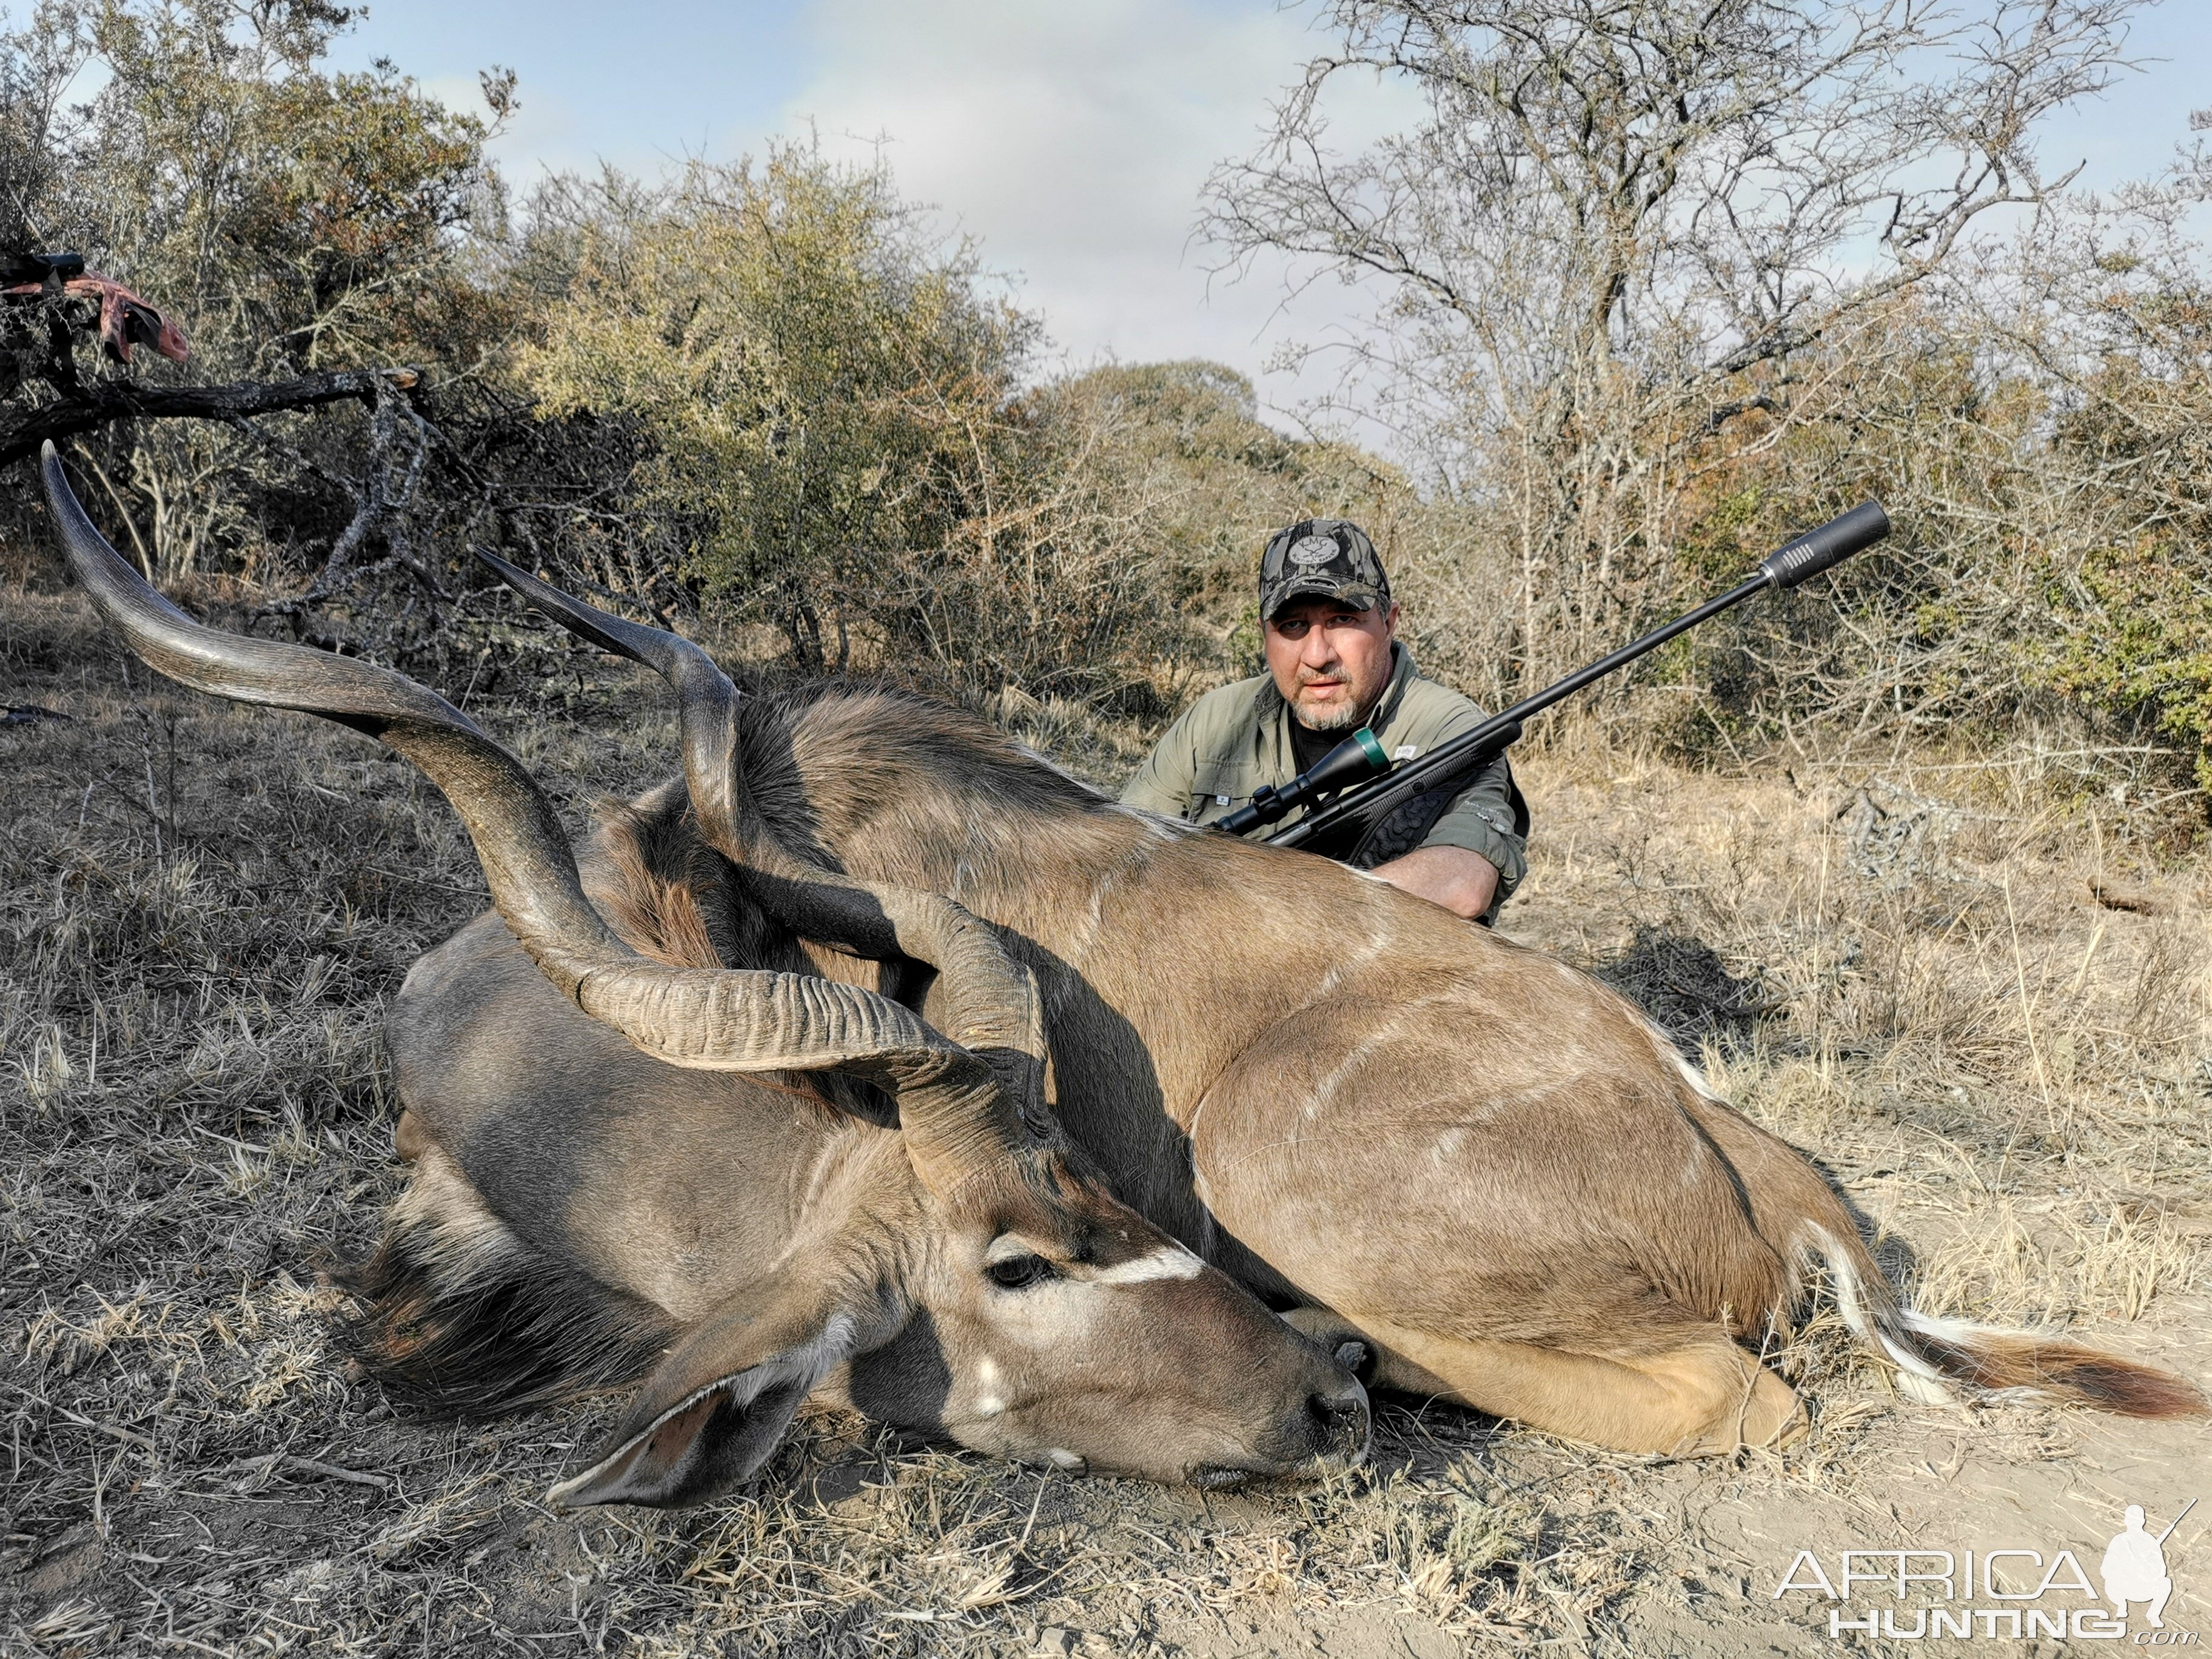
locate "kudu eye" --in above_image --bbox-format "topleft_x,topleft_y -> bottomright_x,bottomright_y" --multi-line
985,1253 -> 1057,1291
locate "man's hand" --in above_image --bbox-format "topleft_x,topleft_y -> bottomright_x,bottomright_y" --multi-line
1369,845 -> 1500,921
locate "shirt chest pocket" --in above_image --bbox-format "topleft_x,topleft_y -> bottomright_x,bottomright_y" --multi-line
1188,760 -> 1262,819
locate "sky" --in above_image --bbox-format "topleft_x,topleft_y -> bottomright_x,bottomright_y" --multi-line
327,0 -> 2212,432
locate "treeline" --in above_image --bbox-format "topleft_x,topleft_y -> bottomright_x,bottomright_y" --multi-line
2,0 -> 2208,810
0,0 -> 1412,721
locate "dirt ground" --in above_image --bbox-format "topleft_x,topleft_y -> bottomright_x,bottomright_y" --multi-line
5,586 -> 2209,1657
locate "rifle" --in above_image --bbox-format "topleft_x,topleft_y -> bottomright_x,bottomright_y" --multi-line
1215,500 -> 1892,857
2156,1497 -> 2197,1546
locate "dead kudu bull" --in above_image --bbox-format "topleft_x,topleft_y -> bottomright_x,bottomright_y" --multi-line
46,449 -> 2202,1504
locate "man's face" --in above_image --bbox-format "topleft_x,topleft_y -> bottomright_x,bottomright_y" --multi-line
1262,596 -> 1399,731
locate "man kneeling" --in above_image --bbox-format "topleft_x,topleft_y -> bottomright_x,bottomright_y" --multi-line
1121,518 -> 1527,922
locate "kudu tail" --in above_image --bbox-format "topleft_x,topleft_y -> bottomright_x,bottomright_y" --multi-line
1794,1220 -> 2205,1420
1670,1064 -> 2203,1419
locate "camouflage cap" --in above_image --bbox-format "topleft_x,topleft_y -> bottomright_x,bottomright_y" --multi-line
1258,518 -> 1390,621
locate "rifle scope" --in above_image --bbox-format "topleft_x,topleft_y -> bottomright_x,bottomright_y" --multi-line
1214,499 -> 1891,853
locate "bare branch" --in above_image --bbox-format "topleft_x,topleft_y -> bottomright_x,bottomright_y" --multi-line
0,366 -> 418,470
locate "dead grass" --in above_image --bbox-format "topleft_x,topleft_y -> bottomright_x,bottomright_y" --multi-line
4,588 -> 2208,1657
1512,735 -> 2211,1338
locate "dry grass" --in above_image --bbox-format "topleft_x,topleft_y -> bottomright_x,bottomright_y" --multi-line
1513,735 -> 2212,1337
4,587 -> 2208,1657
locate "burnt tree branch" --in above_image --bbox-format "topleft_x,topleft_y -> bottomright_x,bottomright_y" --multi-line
0,366 -> 420,469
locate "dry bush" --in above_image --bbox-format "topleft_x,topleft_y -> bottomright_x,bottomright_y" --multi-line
0,0 -> 516,610
1202,0 -> 2212,829
1207,0 -> 2143,684
516,167 -> 1393,716
520,148 -> 1042,678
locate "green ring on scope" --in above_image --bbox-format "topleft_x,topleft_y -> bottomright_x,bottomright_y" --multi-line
1353,728 -> 1387,770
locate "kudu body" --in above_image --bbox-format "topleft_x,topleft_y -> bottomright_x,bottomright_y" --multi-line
425,554 -> 2204,1458
47,447 -> 2200,1501
45,449 -> 1368,1508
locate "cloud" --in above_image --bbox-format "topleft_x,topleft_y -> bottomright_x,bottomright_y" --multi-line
782,0 -> 1415,424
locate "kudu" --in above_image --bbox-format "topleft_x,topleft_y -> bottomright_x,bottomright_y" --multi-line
47,449 -> 2200,1495
454,554 -> 2201,1456
44,446 -> 1369,1508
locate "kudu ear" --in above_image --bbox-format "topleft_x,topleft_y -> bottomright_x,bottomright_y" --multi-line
548,1290 -> 868,1510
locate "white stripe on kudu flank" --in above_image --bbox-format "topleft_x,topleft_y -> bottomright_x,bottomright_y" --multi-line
1667,1046 -> 1723,1103
1090,1246 -> 1206,1285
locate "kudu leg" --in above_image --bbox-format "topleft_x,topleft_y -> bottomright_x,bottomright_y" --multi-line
1304,1309 -> 1806,1456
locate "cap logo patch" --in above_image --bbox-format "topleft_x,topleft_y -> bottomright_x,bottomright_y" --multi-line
1287,534 -> 1338,568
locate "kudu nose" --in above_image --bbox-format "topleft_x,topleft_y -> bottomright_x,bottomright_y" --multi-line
1305,1382 -> 1371,1463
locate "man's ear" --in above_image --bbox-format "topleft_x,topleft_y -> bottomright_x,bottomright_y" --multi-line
547,1289 -> 867,1510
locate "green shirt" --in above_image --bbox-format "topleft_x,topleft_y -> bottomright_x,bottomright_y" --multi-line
1119,644 -> 1528,917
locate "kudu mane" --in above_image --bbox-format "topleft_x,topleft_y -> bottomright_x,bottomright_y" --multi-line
340,1165 -> 682,1418
769,686 -> 1136,876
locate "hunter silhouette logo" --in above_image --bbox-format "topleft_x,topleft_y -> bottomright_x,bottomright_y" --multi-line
2104,1501 -> 2193,1631
1772,1499 -> 2198,1641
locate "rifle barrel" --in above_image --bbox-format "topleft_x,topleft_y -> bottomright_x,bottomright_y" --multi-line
1268,500 -> 1889,852
2156,1496 -> 2197,1545
1269,572 -> 1765,850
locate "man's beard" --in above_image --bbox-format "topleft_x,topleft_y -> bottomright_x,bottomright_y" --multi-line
1292,690 -> 1366,732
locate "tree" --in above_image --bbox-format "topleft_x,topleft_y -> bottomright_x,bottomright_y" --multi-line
525,149 -> 1259,709
1205,0 -> 2147,697
0,0 -> 511,613
524,146 -> 1033,674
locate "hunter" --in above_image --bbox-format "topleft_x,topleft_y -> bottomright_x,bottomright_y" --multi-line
1121,518 -> 1527,923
